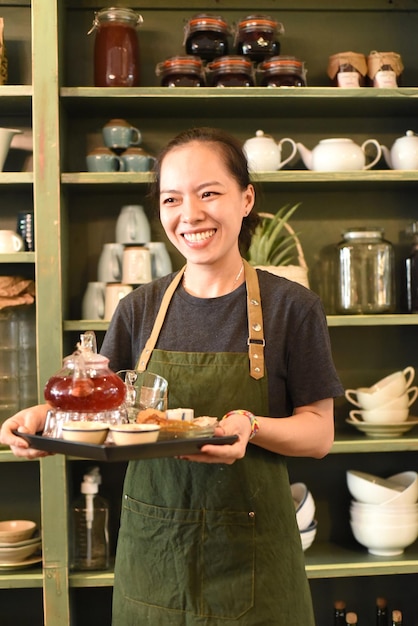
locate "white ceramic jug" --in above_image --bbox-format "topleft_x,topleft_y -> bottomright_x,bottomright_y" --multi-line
97,243 -> 124,283
81,282 -> 106,319
0,127 -> 22,171
147,242 -> 173,278
115,204 -> 151,244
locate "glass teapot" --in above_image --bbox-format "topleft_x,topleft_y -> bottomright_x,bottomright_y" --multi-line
43,331 -> 127,436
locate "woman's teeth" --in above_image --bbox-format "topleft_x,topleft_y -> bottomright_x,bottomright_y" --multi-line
183,229 -> 215,243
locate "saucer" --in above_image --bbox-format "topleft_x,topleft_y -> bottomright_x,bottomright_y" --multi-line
346,416 -> 418,438
0,554 -> 42,570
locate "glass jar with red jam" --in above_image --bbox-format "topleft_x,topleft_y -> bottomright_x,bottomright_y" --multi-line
88,7 -> 143,87
156,56 -> 205,87
207,56 -> 255,87
235,15 -> 284,61
184,13 -> 230,61
257,56 -> 307,87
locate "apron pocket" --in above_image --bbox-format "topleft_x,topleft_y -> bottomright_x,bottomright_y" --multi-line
117,494 -> 256,620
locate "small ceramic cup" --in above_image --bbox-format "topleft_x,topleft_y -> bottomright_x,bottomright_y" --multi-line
102,119 -> 142,153
104,283 -> 133,320
120,147 -> 156,172
122,245 -> 152,284
86,147 -> 123,172
0,230 -> 24,253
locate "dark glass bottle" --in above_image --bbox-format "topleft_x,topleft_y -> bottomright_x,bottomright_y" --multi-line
376,597 -> 389,626
334,600 -> 347,625
405,222 -> 418,313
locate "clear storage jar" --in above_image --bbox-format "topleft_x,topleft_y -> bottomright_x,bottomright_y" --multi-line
88,7 -> 143,87
257,56 -> 307,87
235,15 -> 284,61
336,228 -> 395,314
207,55 -> 254,87
156,56 -> 205,87
184,14 -> 229,61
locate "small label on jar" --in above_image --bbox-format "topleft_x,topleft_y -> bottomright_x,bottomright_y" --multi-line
337,71 -> 361,88
373,69 -> 397,88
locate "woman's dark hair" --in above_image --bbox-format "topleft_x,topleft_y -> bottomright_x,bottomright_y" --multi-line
148,127 -> 260,253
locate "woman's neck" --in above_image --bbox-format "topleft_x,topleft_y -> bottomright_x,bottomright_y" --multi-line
182,259 -> 245,298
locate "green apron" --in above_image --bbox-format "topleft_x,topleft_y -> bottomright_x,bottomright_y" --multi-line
112,262 -> 315,626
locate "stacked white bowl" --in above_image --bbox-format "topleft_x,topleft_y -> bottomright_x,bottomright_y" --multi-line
0,520 -> 41,565
345,366 -> 417,424
347,469 -> 418,555
291,482 -> 317,551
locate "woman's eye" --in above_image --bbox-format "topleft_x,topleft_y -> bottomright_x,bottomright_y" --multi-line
201,191 -> 217,198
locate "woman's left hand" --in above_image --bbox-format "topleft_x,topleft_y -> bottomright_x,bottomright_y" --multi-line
178,414 -> 252,464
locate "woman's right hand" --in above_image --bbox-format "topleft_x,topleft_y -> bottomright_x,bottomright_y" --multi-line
0,404 -> 51,459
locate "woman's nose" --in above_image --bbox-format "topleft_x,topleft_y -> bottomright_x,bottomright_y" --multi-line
181,198 -> 204,223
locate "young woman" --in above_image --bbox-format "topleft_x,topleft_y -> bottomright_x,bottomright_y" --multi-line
1,127 -> 343,625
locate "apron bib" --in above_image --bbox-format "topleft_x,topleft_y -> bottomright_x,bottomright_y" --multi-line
112,262 -> 315,626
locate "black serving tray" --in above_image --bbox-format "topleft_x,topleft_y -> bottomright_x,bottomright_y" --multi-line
13,430 -> 238,462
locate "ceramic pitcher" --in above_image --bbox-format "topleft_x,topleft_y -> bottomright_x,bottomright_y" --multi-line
115,205 -> 151,244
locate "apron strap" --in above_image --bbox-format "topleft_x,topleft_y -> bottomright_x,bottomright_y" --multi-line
243,260 -> 265,380
137,266 -> 186,372
137,261 -> 265,380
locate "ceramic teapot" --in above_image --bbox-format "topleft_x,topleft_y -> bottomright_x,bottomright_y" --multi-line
296,137 -> 382,172
381,130 -> 418,170
243,130 -> 297,171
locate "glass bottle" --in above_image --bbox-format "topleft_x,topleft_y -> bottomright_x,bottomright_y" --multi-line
235,14 -> 284,61
376,597 -> 389,626
184,13 -> 229,61
207,55 -> 254,87
392,610 -> 402,626
70,467 -> 109,571
88,7 -> 143,87
336,227 -> 395,314
346,613 -> 358,626
405,221 -> 418,313
334,600 -> 347,625
156,56 -> 205,87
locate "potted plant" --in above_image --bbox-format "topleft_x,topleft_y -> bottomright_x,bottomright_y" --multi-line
246,203 -> 309,288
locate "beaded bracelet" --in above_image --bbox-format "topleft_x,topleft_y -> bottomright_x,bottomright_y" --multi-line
221,409 -> 260,440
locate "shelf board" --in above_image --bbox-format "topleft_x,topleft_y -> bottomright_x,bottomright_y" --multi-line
0,252 -> 35,263
331,432 -> 418,453
60,87 -> 418,118
0,86 -> 32,115
0,449 -> 35,462
0,173 -> 33,185
0,568 -> 43,589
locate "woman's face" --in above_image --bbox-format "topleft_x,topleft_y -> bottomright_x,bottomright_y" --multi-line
159,141 -> 254,266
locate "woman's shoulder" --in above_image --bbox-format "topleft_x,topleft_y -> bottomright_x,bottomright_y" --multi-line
256,268 -> 319,304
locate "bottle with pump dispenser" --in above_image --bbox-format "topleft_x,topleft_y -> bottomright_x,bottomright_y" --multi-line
71,466 -> 109,571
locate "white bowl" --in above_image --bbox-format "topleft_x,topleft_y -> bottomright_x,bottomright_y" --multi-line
350,508 -> 418,526
0,520 -> 37,544
300,519 -> 317,551
61,421 -> 110,445
0,539 -> 41,563
350,500 -> 418,513
109,423 -> 160,445
350,518 -> 418,555
290,483 -> 315,531
381,471 -> 418,505
346,470 -> 404,504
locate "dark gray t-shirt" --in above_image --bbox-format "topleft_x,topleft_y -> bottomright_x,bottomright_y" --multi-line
101,269 -> 344,417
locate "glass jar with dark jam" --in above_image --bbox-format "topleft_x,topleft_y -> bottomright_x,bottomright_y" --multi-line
327,52 -> 367,88
184,13 -> 229,61
258,56 -> 307,87
207,56 -> 255,87
88,7 -> 143,87
156,56 -> 205,87
235,15 -> 284,61
367,51 -> 404,87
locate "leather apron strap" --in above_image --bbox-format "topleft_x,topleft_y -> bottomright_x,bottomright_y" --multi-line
137,260 -> 265,379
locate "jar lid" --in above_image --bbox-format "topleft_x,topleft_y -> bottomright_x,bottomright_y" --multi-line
342,227 -> 384,240
208,55 -> 253,72
258,55 -> 304,73
156,56 -> 204,77
327,51 -> 367,80
237,15 -> 285,35
186,14 -> 229,34
89,7 -> 143,33
367,50 -> 404,79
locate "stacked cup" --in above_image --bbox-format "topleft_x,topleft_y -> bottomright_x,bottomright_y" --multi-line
290,482 -> 317,551
345,366 -> 417,424
347,469 -> 418,556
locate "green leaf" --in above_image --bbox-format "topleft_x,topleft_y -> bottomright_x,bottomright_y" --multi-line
247,203 -> 301,266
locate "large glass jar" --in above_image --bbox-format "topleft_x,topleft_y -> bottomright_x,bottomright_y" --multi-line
156,56 -> 205,87
235,15 -> 284,61
336,228 -> 395,314
257,56 -> 307,87
184,14 -> 229,61
88,7 -> 143,87
207,56 -> 254,87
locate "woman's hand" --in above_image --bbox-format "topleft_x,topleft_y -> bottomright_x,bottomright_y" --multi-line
0,404 -> 52,459
178,412 -> 253,464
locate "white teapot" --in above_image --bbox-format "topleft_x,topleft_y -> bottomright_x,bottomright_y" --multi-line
381,130 -> 418,170
296,137 -> 382,172
243,130 -> 297,171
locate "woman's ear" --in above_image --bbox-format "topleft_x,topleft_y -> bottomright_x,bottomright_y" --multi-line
243,184 -> 255,216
